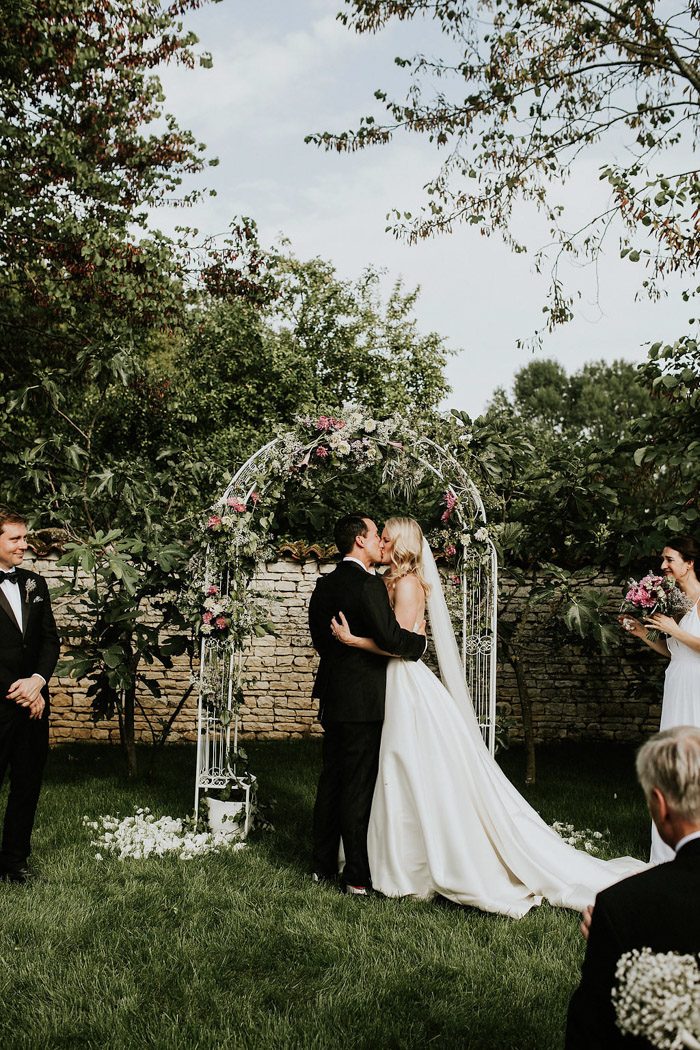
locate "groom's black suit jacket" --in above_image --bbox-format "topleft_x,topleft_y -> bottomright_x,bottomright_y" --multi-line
565,838 -> 700,1050
0,568 -> 60,719
309,560 -> 425,723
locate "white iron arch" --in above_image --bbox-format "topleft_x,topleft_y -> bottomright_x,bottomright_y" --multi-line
194,430 -> 498,820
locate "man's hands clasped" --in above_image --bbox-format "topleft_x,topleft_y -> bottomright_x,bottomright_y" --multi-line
7,675 -> 45,719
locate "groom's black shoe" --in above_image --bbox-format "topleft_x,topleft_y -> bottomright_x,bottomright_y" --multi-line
311,871 -> 339,887
0,864 -> 31,885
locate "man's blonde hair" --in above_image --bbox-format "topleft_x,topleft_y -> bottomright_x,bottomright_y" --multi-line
636,726 -> 700,821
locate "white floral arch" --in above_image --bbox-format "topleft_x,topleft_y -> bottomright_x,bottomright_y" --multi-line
193,412 -> 498,822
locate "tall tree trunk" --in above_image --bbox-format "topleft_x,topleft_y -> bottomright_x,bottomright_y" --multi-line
505,643 -> 537,785
146,684 -> 194,779
121,682 -> 138,778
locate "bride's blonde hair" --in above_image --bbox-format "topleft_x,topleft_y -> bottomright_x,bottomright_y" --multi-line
383,517 -> 431,596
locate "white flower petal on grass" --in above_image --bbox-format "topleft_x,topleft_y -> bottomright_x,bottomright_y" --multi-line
550,820 -> 609,855
83,809 -> 247,861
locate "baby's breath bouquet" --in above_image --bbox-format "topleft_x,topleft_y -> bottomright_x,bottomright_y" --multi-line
613,948 -> 700,1049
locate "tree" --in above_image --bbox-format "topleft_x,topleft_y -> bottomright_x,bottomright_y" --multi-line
480,358 -> 668,568
633,330 -> 700,541
310,1 -> 700,337
0,1 -> 279,776
172,252 -> 452,470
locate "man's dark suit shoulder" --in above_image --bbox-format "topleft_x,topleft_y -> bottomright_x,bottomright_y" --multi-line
596,838 -> 700,918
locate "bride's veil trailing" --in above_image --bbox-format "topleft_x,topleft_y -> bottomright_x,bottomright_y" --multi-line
421,538 -> 483,740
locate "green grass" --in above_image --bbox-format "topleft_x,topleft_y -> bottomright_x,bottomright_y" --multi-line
0,740 -> 649,1050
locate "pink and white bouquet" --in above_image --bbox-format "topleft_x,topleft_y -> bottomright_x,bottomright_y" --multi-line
621,573 -> 683,640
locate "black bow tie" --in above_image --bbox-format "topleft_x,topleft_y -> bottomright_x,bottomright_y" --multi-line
0,571 -> 18,584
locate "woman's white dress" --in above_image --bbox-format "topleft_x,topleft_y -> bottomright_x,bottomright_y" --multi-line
651,598 -> 700,863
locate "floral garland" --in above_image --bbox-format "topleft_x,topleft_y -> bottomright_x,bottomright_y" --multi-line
189,408 -> 493,647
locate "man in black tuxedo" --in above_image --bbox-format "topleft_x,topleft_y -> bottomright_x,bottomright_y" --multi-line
566,725 -> 700,1049
309,512 -> 426,894
0,508 -> 59,883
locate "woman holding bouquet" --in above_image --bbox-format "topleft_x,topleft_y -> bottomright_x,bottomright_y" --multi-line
620,536 -> 700,861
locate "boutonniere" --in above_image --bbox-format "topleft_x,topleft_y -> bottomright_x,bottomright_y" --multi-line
24,578 -> 36,602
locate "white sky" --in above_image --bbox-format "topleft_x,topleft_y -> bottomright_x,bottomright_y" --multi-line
153,0 -> 689,415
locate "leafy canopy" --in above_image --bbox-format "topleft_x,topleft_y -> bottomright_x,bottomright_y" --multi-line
312,1 -> 700,337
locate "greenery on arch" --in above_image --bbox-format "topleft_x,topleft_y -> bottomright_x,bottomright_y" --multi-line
188,407 -> 498,650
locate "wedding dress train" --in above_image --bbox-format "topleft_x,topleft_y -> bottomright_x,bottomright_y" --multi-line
366,542 -> 646,918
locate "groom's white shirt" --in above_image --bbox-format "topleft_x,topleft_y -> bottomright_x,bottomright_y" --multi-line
0,574 -> 23,628
343,556 -> 376,575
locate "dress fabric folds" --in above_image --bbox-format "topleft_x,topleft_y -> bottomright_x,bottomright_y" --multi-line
367,659 -> 643,917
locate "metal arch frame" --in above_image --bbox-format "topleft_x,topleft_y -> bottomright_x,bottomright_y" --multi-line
195,429 -> 499,817
407,435 -> 499,755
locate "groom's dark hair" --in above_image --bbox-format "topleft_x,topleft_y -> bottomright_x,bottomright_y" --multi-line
334,513 -> 372,557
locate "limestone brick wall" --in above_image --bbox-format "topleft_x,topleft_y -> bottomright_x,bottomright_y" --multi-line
24,550 -> 663,747
495,577 -> 664,743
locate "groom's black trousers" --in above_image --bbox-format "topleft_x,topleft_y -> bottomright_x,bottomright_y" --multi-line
312,720 -> 383,888
0,707 -> 49,867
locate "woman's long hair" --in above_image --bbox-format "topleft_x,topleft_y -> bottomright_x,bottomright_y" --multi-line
383,517 -> 431,596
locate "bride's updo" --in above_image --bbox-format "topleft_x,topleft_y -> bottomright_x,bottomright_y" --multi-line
383,516 -> 431,596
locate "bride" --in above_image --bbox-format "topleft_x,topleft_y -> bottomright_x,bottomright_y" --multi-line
331,516 -> 645,918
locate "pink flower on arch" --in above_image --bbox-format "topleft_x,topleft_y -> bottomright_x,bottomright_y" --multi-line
202,612 -> 213,624
445,544 -> 457,557
250,491 -> 260,504
206,585 -> 219,596
316,416 -> 345,432
441,490 -> 457,522
207,514 -> 222,530
227,498 -> 247,512
214,616 -> 228,630
316,446 -> 329,458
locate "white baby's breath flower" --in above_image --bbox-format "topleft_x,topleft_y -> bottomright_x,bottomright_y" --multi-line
613,948 -> 700,1049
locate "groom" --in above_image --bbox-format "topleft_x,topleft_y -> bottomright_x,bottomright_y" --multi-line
308,512 -> 426,894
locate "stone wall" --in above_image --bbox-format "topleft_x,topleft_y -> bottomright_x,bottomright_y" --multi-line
25,551 -> 663,747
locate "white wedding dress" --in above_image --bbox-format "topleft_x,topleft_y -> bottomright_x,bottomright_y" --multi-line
651,597 -> 700,863
366,542 -> 646,917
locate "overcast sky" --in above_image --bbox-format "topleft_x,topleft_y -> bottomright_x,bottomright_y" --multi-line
154,0 -> 688,416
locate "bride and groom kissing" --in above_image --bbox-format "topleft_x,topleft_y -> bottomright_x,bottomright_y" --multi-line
308,512 -> 645,912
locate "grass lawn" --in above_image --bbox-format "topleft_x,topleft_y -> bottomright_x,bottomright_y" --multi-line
0,739 -> 649,1050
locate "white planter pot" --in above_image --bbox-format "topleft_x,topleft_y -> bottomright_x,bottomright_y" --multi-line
207,797 -> 246,837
